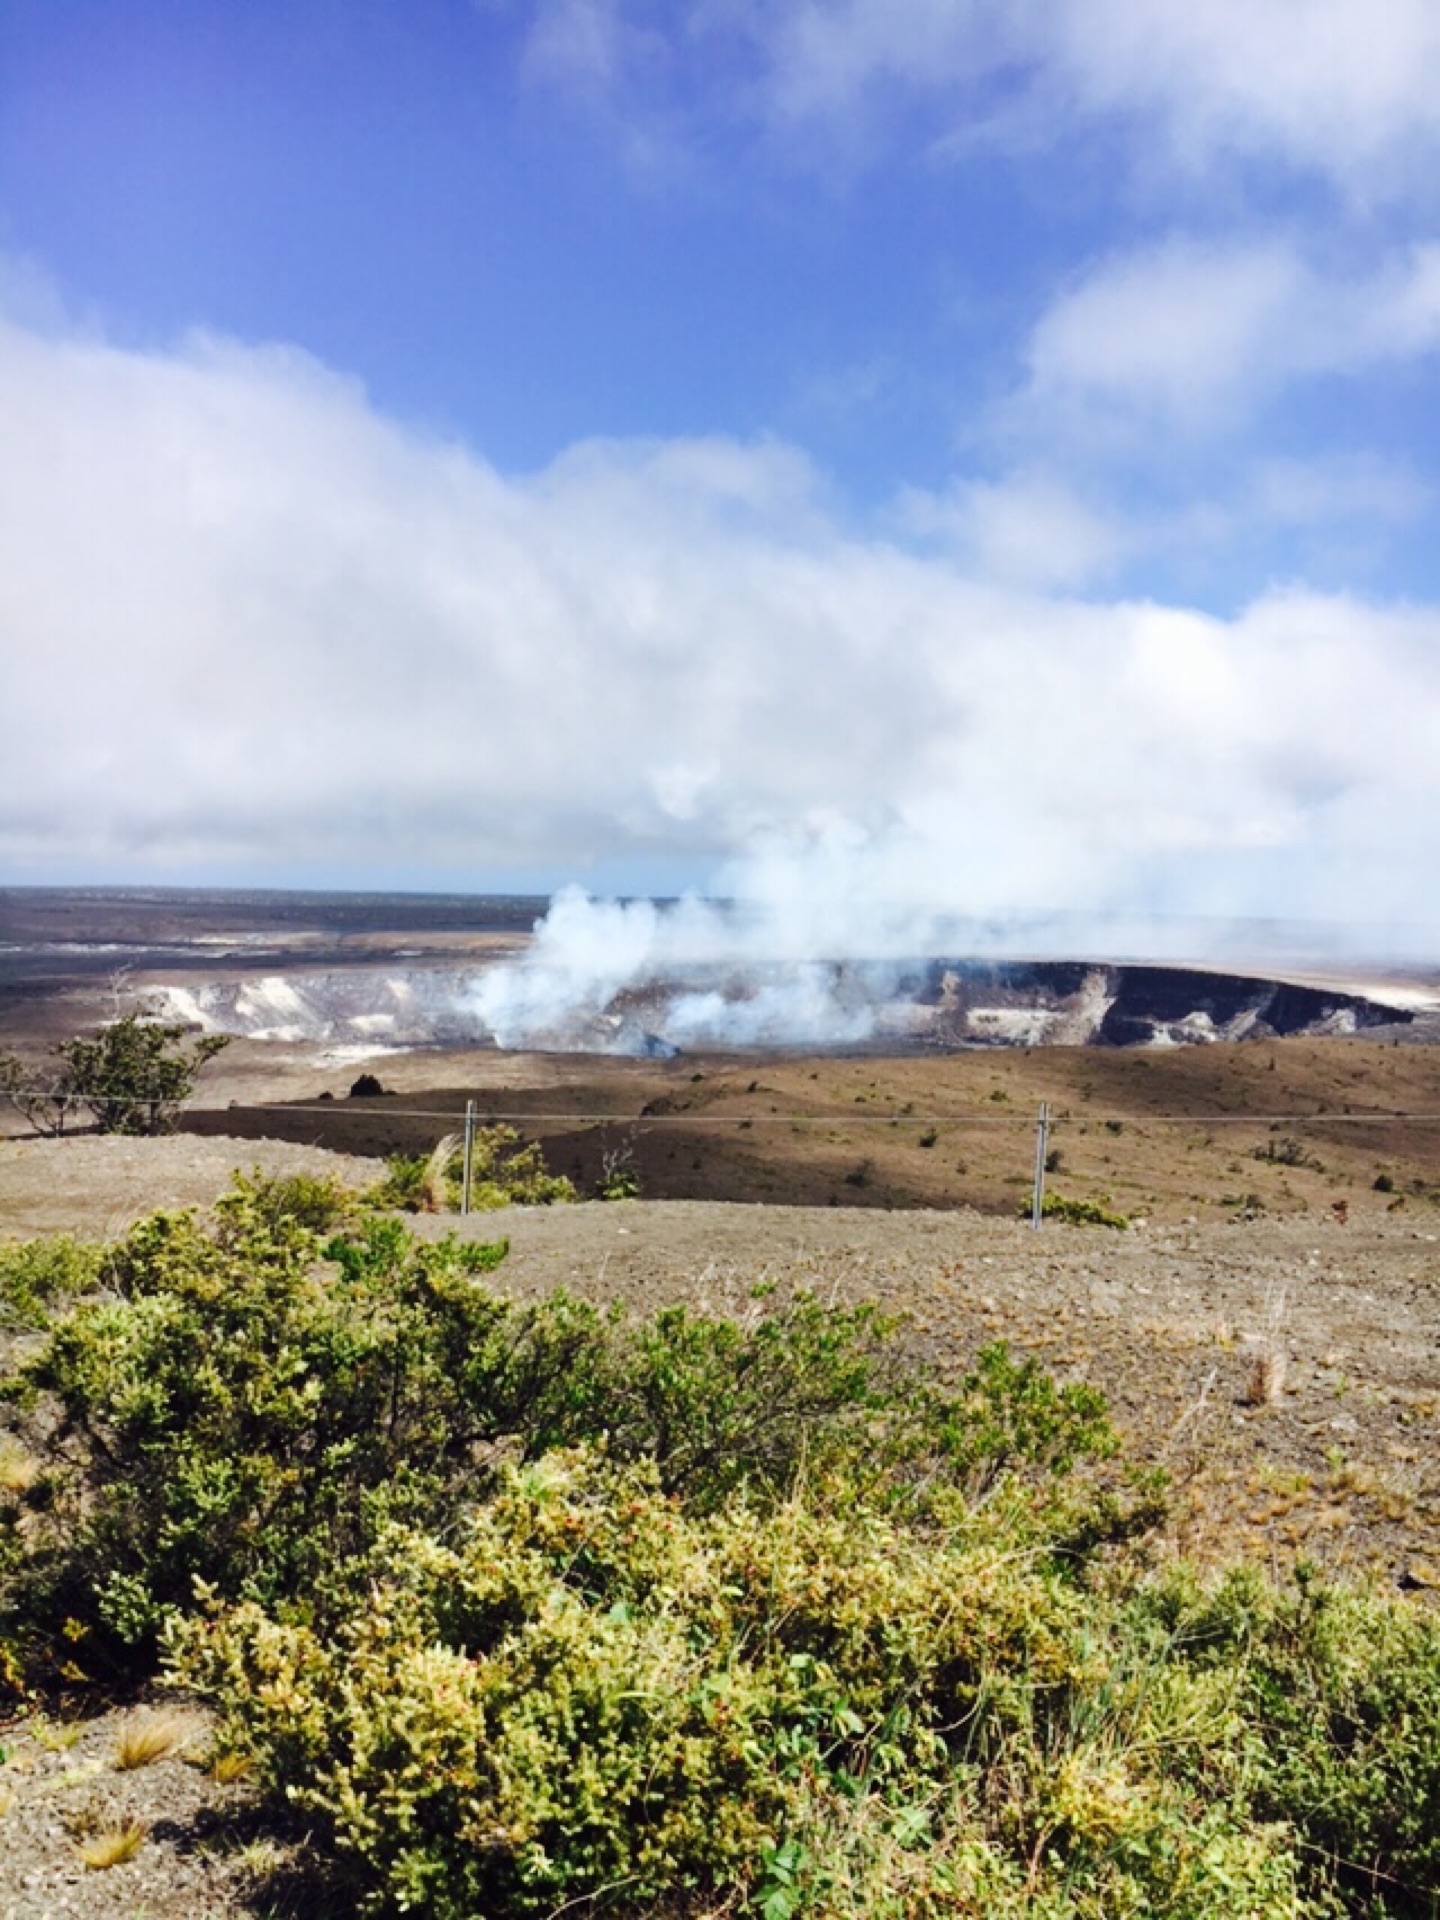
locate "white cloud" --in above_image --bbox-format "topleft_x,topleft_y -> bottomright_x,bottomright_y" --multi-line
523,1 -> 1440,196
1039,0 -> 1440,195
1023,238 -> 1303,430
900,447 -> 1431,599
899,469 -> 1129,590
1016,236 -> 1440,437
2,302 -> 1439,941
1248,453 -> 1432,529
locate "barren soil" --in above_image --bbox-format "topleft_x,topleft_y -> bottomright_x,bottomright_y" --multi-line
176,1033 -> 1440,1226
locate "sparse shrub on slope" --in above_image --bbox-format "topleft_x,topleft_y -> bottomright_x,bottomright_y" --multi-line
0,1182 -> 1119,1689
1,1010 -> 229,1137
367,1125 -> 576,1212
596,1135 -> 642,1200
7,1191 -> 1440,1917
1029,1191 -> 1131,1230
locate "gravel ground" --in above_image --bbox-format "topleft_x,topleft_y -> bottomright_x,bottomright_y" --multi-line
0,1133 -> 388,1239
0,1700 -> 285,1920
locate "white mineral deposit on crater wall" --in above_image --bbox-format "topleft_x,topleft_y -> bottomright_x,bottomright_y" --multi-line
150,942 -> 1422,1057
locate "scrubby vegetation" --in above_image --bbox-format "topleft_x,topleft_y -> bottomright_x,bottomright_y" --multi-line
0,1233 -> 103,1329
1028,1192 -> 1132,1230
2,1178 -> 1439,1916
0,1008 -> 229,1137
368,1124 -> 577,1212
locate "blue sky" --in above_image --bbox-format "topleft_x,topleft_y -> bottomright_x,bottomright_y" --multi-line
2,1 -> 1439,947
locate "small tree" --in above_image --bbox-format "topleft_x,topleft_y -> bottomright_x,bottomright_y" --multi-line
0,1011 -> 229,1138
0,1053 -> 77,1137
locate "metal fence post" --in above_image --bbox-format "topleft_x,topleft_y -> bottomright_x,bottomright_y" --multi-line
461,1099 -> 475,1217
1030,1101 -> 1050,1228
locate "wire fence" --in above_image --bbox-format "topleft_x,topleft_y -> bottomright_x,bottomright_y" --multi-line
6,1084 -> 1440,1128
8,1080 -> 1438,1228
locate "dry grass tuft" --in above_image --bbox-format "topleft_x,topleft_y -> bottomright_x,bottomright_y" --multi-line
1243,1350 -> 1287,1406
419,1133 -> 460,1212
32,1718 -> 83,1752
81,1820 -> 147,1869
0,1440 -> 41,1495
205,1748 -> 255,1786
1242,1285 -> 1289,1408
114,1711 -> 188,1771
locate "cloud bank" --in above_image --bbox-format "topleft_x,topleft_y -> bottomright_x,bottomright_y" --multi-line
3,298 -> 1439,956
528,0 -> 1440,196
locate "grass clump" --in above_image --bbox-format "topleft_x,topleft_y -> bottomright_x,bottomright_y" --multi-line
204,1746 -> 255,1785
114,1710 -> 189,1769
80,1819 -> 147,1869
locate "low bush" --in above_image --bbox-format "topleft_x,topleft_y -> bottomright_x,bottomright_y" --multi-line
0,1184 -> 1119,1689
465,1124 -> 576,1208
222,1165 -> 356,1233
5,1192 -> 1440,1916
1030,1191 -> 1131,1230
366,1126 -> 576,1212
365,1150 -> 429,1211
176,1455 -> 1440,1919
0,1235 -> 102,1330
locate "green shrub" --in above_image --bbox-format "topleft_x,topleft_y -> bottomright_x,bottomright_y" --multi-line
1,1011 -> 228,1137
1239,1570 -> 1440,1909
1132,1564 -> 1440,1916
2,1204 -> 522,1676
220,1166 -> 355,1233
175,1450 -> 1316,1920
11,1193 -> 1440,1917
365,1151 -> 429,1211
1029,1191 -> 1130,1230
366,1127 -> 576,1212
930,1341 -> 1116,1493
0,1194 -> 1121,1689
466,1125 -> 575,1208
0,1236 -> 101,1330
